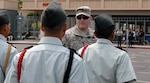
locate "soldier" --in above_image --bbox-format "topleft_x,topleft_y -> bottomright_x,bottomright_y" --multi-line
4,2 -> 88,83
138,29 -> 144,45
78,14 -> 136,83
0,12 -> 18,83
62,6 -> 96,51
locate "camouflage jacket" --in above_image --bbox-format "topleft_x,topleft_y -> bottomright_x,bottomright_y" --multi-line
62,25 -> 97,51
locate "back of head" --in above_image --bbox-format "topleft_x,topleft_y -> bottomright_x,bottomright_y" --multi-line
94,14 -> 115,38
0,12 -> 9,29
41,1 -> 67,29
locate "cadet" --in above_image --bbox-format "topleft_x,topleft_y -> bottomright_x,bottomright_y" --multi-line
0,12 -> 18,83
62,6 -> 96,51
4,2 -> 88,83
117,29 -> 123,47
78,14 -> 136,83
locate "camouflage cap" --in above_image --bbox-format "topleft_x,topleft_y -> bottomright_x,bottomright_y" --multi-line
41,1 -> 67,28
76,6 -> 91,17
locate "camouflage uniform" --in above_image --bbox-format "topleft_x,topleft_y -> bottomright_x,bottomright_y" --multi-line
62,25 -> 97,50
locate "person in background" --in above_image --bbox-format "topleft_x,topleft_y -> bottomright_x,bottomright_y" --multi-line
62,6 -> 96,51
22,30 -> 31,40
117,29 -> 123,47
0,12 -> 18,83
78,14 -> 136,83
132,30 -> 136,40
138,29 -> 144,45
4,2 -> 88,83
128,30 -> 133,47
7,32 -> 13,41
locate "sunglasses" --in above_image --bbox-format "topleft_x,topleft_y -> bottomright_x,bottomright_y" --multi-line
77,15 -> 89,20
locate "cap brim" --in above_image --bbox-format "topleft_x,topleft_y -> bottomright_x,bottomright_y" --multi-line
76,12 -> 90,17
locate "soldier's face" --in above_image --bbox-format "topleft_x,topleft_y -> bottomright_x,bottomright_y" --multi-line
76,15 -> 91,30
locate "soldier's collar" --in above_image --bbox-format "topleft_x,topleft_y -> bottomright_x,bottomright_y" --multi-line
38,37 -> 63,46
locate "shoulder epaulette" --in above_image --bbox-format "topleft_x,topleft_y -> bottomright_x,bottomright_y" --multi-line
24,46 -> 33,49
116,46 -> 127,52
69,48 -> 80,56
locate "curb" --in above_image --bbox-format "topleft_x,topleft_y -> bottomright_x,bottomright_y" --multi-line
9,40 -> 38,45
9,40 -> 150,49
114,45 -> 150,49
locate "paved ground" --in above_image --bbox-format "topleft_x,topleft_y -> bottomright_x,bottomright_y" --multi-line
9,40 -> 150,49
125,48 -> 150,83
9,40 -> 150,83
9,40 -> 38,51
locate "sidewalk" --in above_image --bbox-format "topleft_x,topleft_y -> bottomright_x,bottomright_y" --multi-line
9,40 -> 39,45
9,40 -> 150,49
114,44 -> 150,49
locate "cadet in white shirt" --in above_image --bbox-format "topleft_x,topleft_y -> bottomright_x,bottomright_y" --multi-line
0,12 -> 18,83
4,2 -> 88,83
78,14 -> 136,83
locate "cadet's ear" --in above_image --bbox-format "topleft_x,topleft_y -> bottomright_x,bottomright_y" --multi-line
110,31 -> 115,41
63,23 -> 67,32
41,25 -> 45,32
2,24 -> 7,31
3,24 -> 9,32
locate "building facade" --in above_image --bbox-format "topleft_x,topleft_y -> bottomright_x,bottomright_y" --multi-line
0,0 -> 19,40
1,0 -> 150,42
0,0 -> 18,10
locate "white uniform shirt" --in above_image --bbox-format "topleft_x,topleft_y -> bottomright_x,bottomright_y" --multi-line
78,38 -> 136,83
4,37 -> 88,83
0,34 -> 18,83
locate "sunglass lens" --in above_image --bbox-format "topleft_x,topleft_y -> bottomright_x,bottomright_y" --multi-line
83,16 -> 89,19
77,15 -> 82,20
77,15 -> 89,20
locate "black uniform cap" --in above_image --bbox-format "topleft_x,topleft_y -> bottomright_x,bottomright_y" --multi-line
94,14 -> 115,38
41,1 -> 67,28
0,12 -> 9,27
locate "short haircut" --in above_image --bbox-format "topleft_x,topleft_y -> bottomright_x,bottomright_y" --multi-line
95,25 -> 115,38
94,14 -> 115,39
41,1 -> 67,30
0,12 -> 9,29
